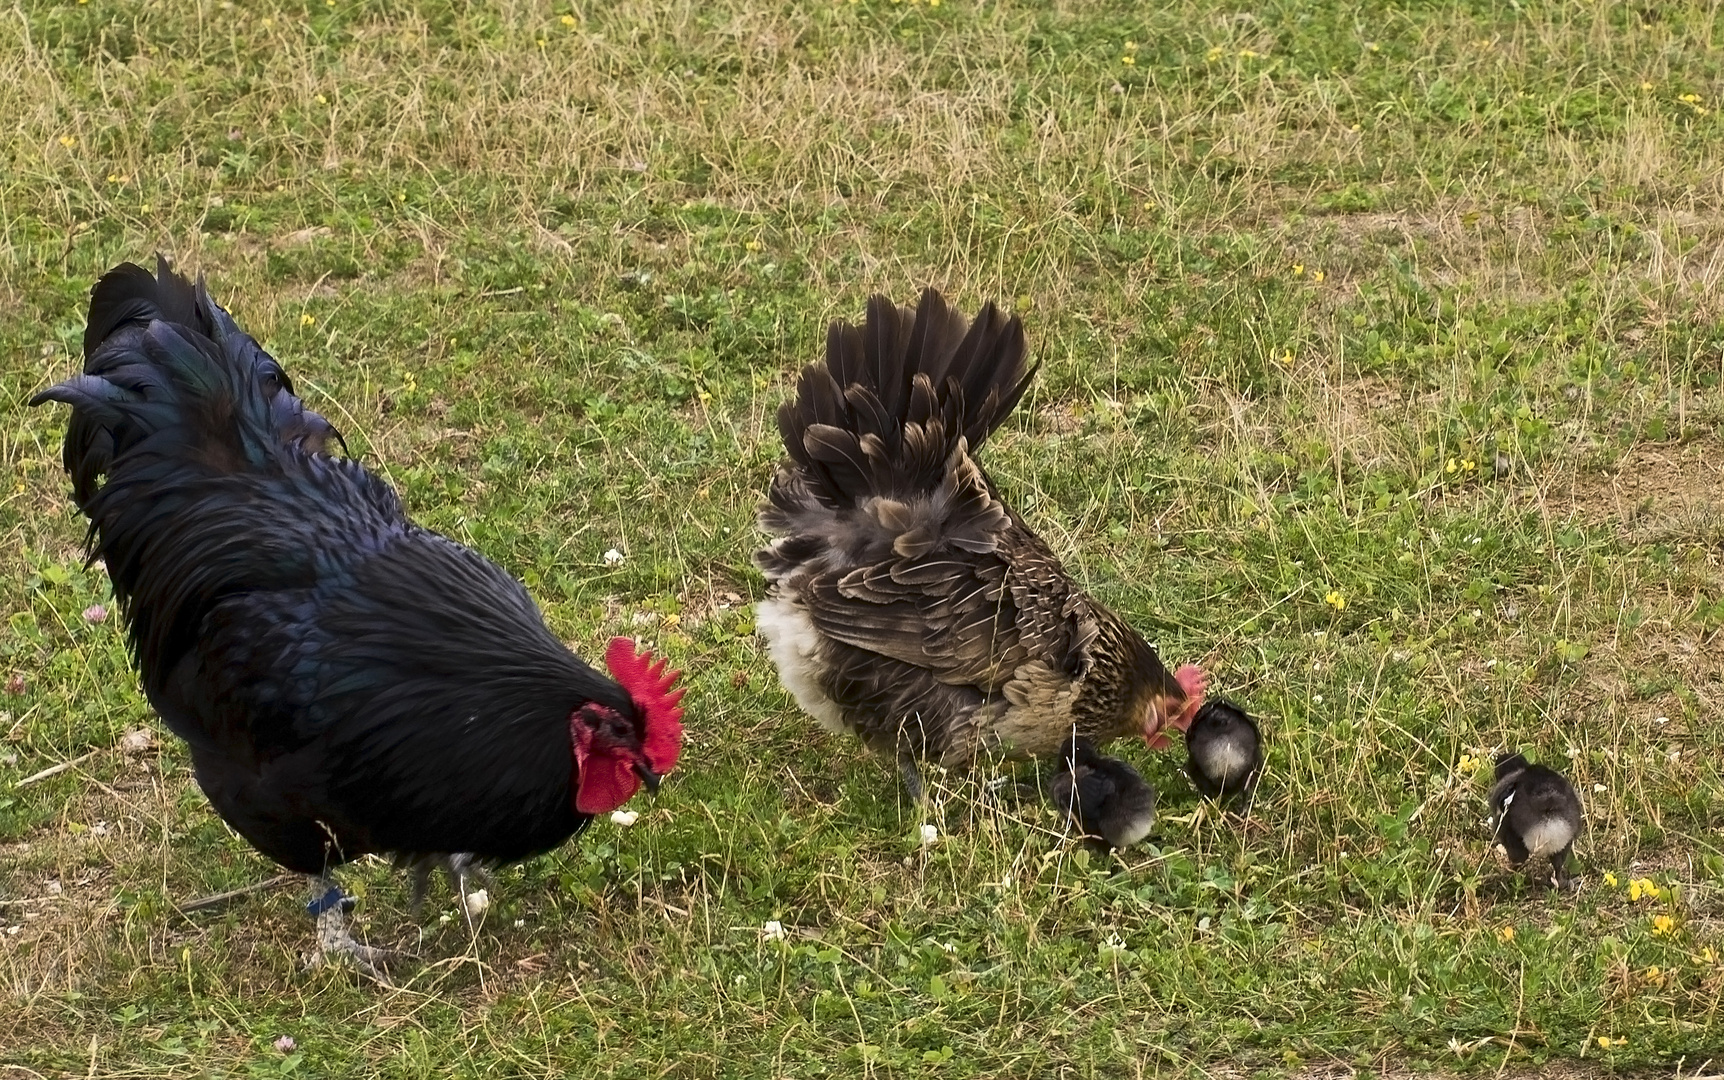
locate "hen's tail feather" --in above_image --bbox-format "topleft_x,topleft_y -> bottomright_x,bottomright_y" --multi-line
775,288 -> 1032,511
32,257 -> 343,508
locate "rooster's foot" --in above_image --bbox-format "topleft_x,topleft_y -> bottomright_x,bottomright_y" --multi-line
304,883 -> 407,981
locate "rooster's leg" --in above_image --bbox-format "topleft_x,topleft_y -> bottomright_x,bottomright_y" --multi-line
304,877 -> 400,980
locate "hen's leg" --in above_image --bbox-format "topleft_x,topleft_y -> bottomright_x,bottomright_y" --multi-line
898,752 -> 927,805
304,878 -> 400,980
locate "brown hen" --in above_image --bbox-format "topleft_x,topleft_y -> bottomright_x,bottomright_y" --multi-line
755,289 -> 1207,800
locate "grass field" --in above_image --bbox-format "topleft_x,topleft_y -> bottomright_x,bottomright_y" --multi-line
4,0 -> 1724,1074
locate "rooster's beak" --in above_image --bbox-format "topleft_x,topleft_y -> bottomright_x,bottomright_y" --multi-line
633,762 -> 662,795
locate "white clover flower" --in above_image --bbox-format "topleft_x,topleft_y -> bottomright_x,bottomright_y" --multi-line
762,920 -> 786,942
603,548 -> 625,567
610,809 -> 640,827
918,823 -> 939,847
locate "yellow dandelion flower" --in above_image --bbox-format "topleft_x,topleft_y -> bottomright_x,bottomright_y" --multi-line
59,135 -> 76,148
1497,925 -> 1514,943
300,314 -> 315,328
1312,269 -> 1325,283
1324,590 -> 1346,611
560,14 -> 576,25
1603,871 -> 1619,887
1652,914 -> 1675,935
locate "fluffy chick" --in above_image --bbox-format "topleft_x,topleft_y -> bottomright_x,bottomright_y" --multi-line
1184,699 -> 1263,802
1489,752 -> 1583,889
1047,735 -> 1157,850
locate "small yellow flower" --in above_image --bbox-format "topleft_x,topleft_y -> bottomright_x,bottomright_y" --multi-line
1598,1036 -> 1623,1048
1238,48 -> 1259,58
928,0 -> 940,6
1679,93 -> 1701,104
1444,458 -> 1458,474
300,313 -> 315,327
1652,914 -> 1675,936
1204,46 -> 1224,62
1123,42 -> 1137,52
1365,42 -> 1380,52
536,37 -> 546,47
1603,871 -> 1619,887
1643,966 -> 1662,984
1639,81 -> 1653,91
697,390 -> 713,405
1629,877 -> 1660,902
1292,263 -> 1304,276
1697,947 -> 1718,964
1458,754 -> 1478,773
315,94 -> 328,105
744,239 -> 761,252
1312,269 -> 1325,283
59,135 -> 76,148
560,14 -> 576,25
1497,925 -> 1514,943
1278,349 -> 1293,366
140,203 -> 152,213
1121,55 -> 1135,65
262,16 -> 274,28
1323,590 -> 1346,612
1461,458 -> 1476,471
325,0 -> 334,6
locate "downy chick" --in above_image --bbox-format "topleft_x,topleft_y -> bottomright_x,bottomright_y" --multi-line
1489,752 -> 1583,889
1047,735 -> 1157,850
1184,699 -> 1263,802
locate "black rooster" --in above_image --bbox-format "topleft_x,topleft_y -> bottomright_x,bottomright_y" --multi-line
32,259 -> 685,974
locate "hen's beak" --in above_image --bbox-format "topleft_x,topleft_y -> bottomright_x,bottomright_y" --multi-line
633,761 -> 662,795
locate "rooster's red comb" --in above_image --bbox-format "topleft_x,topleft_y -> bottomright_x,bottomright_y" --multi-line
605,637 -> 685,775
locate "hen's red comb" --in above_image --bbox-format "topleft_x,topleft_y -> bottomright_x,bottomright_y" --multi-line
605,637 -> 685,775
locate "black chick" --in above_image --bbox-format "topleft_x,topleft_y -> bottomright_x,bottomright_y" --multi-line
1489,752 -> 1583,889
1047,736 -> 1157,850
1184,699 -> 1263,802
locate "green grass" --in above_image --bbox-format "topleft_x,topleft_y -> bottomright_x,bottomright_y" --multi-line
3,0 -> 1724,1074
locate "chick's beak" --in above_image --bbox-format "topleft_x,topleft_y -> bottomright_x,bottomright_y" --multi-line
633,761 -> 662,795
